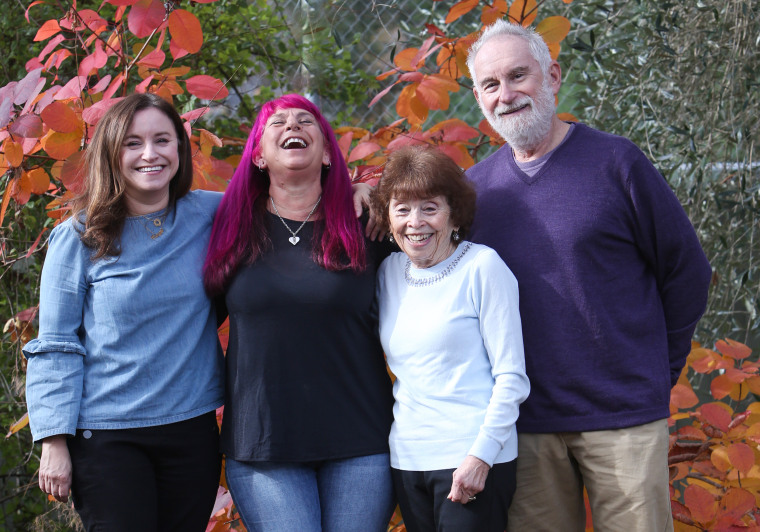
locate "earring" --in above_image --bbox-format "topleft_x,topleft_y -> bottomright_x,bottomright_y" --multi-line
389,235 -> 395,243
324,162 -> 331,170
452,229 -> 460,242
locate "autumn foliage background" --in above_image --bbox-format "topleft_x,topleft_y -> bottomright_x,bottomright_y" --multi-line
0,0 -> 757,530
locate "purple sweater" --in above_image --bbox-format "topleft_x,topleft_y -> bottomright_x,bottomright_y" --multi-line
467,123 -> 711,433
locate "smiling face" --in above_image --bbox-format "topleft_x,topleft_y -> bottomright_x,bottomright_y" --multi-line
119,107 -> 179,214
472,34 -> 559,152
389,195 -> 457,269
254,107 -> 330,178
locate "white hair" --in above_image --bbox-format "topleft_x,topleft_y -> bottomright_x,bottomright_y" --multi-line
467,20 -> 552,90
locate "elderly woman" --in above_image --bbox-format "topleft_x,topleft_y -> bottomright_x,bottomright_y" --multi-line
203,94 -> 395,531
24,93 -> 224,531
370,145 -> 530,532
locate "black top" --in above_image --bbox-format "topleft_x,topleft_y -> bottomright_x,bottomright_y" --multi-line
221,212 -> 394,462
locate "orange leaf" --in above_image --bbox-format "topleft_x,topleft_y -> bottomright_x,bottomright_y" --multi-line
348,141 -> 381,164
481,0 -> 508,25
720,487 -> 755,519
394,48 -> 422,72
671,383 -> 699,409
168,9 -> 203,54
3,139 -> 24,167
337,131 -> 353,162
711,445 -> 731,473
396,85 -> 428,125
684,484 -> 717,524
128,0 -> 165,39
508,0 -> 538,26
710,374 -> 735,400
185,75 -> 229,100
536,16 -> 571,44
444,0 -> 479,24
41,101 -> 81,133
5,413 -> 29,438
0,181 -> 13,227
24,168 -> 50,195
33,19 -> 61,41
726,443 -> 754,476
715,339 -> 752,360
436,143 -> 474,169
12,174 -> 32,205
41,130 -> 83,161
416,78 -> 450,110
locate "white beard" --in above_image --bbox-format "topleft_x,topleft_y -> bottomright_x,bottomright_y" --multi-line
480,80 -> 556,152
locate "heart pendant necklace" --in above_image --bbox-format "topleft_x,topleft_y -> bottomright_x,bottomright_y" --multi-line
270,195 -> 321,246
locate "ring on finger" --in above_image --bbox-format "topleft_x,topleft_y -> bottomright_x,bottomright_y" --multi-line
468,495 -> 476,501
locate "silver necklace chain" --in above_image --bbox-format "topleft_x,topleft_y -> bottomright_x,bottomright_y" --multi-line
270,195 -> 321,246
404,242 -> 472,287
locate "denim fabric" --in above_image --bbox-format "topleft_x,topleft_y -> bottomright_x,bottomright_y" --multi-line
24,190 -> 224,441
225,453 -> 395,532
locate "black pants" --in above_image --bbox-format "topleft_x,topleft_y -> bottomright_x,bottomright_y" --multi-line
392,460 -> 516,532
67,411 -> 221,532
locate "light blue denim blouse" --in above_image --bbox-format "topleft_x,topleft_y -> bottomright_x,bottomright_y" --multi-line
24,190 -> 224,442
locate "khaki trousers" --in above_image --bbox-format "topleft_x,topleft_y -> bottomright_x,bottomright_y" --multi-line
507,419 -> 673,532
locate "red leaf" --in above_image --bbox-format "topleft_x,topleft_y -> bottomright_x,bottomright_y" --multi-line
715,339 -> 752,360
670,383 -> 699,409
54,76 -> 88,100
181,108 -> 210,122
726,442 -> 754,476
9,114 -> 44,138
33,19 -> 61,42
60,151 -> 85,194
128,0 -> 165,39
137,47 -> 166,69
89,75 -> 113,95
25,1 -> 47,23
168,9 -> 203,54
105,0 -> 140,5
40,101 -> 80,133
36,34 -> 66,62
348,141 -> 381,163
78,42 -> 108,77
26,227 -> 48,258
428,118 -> 479,142
675,426 -> 707,441
41,130 -> 82,161
671,499 -> 695,525
185,75 -> 228,100
684,484 -> 717,524
700,403 -> 732,432
24,167 -> 50,195
169,38 -> 189,60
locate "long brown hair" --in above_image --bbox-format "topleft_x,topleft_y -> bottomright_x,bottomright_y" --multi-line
73,93 -> 193,258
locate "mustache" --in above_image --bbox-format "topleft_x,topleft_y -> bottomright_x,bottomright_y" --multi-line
493,97 -> 534,116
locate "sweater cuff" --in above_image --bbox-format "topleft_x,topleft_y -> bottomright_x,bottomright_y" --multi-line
468,432 -> 502,467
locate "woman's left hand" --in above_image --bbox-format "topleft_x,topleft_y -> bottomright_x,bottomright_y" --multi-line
447,455 -> 490,505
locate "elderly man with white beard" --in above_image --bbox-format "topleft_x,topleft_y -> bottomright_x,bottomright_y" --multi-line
465,20 -> 712,531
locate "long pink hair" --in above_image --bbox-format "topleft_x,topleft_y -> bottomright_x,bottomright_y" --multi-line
203,94 -> 366,295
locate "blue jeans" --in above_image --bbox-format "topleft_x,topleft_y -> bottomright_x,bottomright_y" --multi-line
226,453 -> 395,532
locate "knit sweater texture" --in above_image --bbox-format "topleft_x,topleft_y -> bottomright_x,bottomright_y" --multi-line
467,123 -> 711,433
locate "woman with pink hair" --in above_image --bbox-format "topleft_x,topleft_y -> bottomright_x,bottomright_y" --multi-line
203,94 -> 395,531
